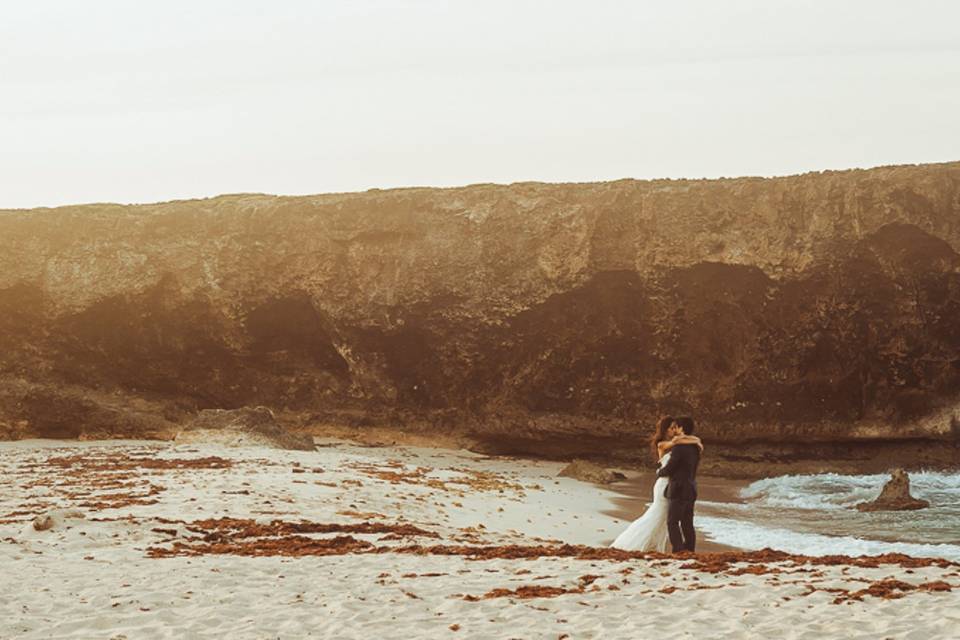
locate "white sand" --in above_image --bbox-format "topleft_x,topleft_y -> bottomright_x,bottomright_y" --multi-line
1,439 -> 958,639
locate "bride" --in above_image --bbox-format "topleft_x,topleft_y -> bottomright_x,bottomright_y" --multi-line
611,416 -> 703,552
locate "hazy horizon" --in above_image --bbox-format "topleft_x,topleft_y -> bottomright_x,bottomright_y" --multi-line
3,0 -> 959,209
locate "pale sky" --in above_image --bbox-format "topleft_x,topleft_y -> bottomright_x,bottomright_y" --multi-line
2,0 -> 959,209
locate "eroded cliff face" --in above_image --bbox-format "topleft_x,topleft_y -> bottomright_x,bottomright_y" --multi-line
2,163 -> 959,470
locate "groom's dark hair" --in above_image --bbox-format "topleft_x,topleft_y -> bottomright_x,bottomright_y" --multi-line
674,416 -> 695,435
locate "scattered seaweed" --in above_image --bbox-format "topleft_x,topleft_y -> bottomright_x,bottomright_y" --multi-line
145,517 -> 440,557
10,452 -> 233,513
348,463 -> 524,495
828,579 -> 953,604
44,454 -> 233,472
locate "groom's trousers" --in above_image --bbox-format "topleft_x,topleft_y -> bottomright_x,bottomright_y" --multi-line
666,499 -> 696,552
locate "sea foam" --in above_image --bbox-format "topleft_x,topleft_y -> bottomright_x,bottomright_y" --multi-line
698,515 -> 960,561
739,471 -> 960,511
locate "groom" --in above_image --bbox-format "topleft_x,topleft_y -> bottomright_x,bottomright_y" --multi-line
656,416 -> 700,552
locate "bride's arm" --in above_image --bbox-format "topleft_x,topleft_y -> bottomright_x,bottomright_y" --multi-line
658,435 -> 703,459
657,440 -> 675,456
673,435 -> 704,451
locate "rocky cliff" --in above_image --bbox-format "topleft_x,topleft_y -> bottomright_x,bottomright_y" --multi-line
2,162 -> 960,472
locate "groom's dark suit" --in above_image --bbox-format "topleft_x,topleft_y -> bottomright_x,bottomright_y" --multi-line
656,443 -> 700,552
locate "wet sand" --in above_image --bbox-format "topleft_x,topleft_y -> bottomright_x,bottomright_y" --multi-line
604,471 -> 749,552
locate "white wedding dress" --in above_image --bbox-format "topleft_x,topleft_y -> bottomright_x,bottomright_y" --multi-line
610,452 -> 670,551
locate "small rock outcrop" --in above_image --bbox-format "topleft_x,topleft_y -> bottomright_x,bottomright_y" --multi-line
175,407 -> 315,451
558,459 -> 627,484
856,469 -> 930,512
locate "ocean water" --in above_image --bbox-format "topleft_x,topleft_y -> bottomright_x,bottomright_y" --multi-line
697,471 -> 960,561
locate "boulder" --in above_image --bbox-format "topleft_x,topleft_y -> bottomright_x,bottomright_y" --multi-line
855,469 -> 930,512
0,420 -> 24,441
558,459 -> 627,484
32,514 -> 54,531
175,406 -> 315,451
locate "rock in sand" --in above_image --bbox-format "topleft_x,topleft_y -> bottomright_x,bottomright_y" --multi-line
558,460 -> 627,484
32,509 -> 86,531
175,406 -> 315,451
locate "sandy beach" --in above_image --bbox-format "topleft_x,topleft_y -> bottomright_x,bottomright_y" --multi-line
1,439 -> 958,640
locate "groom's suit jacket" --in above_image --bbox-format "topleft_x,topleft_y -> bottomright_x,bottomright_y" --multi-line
656,443 -> 700,502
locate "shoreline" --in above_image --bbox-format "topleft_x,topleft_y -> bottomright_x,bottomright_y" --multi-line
3,436 -> 956,558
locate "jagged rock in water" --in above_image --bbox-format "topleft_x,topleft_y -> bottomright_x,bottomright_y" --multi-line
2,162 -> 960,471
558,459 -> 627,484
856,469 -> 930,511
175,407 -> 315,451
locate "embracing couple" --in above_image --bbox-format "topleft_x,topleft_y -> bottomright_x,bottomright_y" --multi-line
611,416 -> 702,553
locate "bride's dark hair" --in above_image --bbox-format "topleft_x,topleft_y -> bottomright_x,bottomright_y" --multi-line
650,415 -> 674,461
